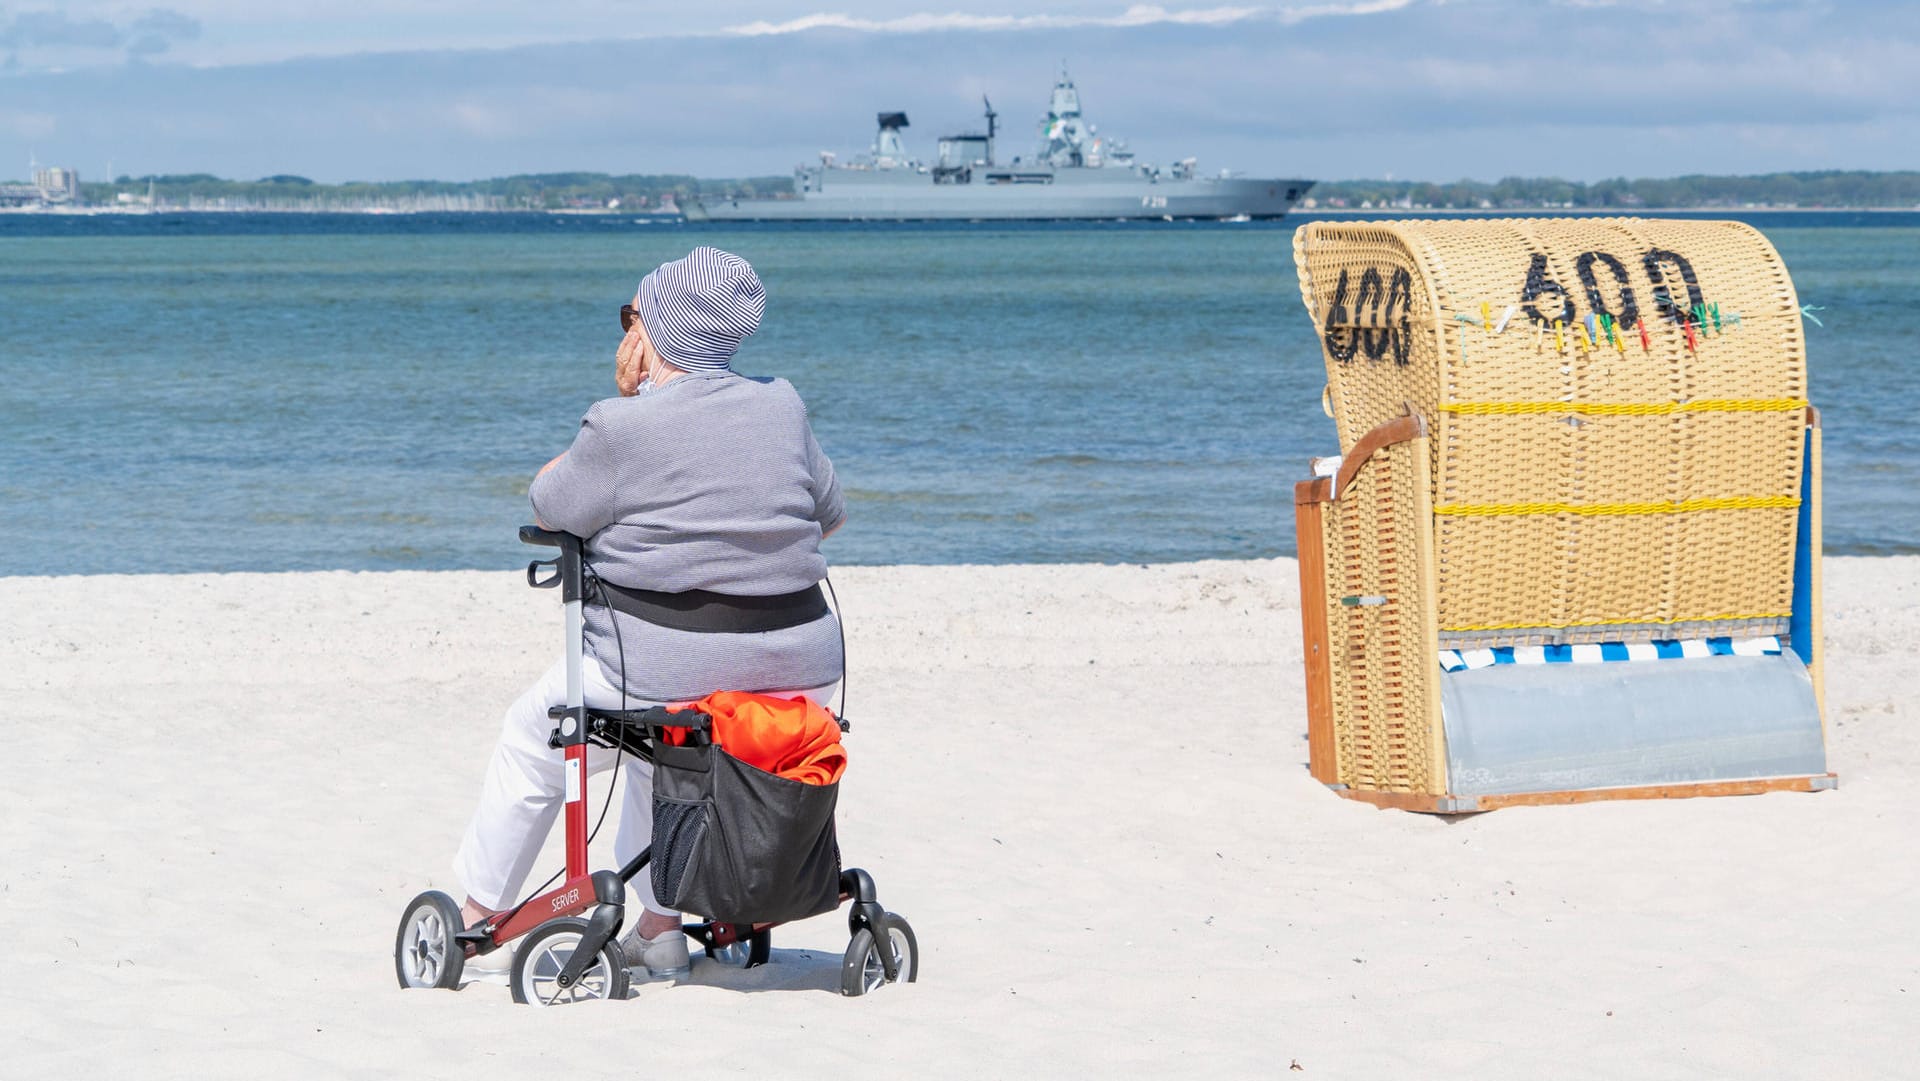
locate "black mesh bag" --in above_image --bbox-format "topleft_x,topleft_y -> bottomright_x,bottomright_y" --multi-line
649,737 -> 841,924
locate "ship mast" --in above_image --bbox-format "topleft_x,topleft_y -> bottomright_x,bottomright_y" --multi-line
1043,64 -> 1089,168
983,95 -> 997,167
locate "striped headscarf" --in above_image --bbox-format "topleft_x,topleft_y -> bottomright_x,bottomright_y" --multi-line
633,247 -> 765,373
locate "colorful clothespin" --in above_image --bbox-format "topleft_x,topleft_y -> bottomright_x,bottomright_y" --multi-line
1481,302 -> 1492,333
1683,317 -> 1698,353
1692,304 -> 1709,334
1638,318 -> 1651,353
1710,302 -> 1722,334
1576,320 -> 1594,351
1611,317 -> 1626,355
1494,304 -> 1517,335
1554,319 -> 1566,353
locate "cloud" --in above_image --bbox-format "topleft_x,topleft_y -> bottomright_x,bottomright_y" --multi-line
0,6 -> 202,63
0,12 -> 124,49
6,1 -> 1916,183
1274,0 -> 1417,22
723,2 -> 1412,36
127,8 -> 203,56
0,2 -> 1421,69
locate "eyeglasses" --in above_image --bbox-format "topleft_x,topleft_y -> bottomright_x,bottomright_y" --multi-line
620,304 -> 640,332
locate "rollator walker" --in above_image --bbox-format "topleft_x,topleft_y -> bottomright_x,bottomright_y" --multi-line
394,526 -> 918,1004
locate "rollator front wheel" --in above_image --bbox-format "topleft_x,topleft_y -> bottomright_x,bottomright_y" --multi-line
510,917 -> 630,1005
840,913 -> 917,997
394,890 -> 466,990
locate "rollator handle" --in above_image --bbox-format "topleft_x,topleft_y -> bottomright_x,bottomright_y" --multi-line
519,525 -> 585,602
636,705 -> 710,731
519,525 -> 569,548
526,560 -> 562,590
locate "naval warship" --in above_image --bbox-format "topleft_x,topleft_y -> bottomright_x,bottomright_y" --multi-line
685,71 -> 1312,222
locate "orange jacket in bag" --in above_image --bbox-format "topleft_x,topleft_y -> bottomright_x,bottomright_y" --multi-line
660,691 -> 847,786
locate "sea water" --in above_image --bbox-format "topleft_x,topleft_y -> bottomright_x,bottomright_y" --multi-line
1,212 -> 1914,575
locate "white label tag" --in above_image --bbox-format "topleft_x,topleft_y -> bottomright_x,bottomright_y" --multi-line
565,765 -> 582,804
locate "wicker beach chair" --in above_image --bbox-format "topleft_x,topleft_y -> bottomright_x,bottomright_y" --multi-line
1290,218 -> 1831,812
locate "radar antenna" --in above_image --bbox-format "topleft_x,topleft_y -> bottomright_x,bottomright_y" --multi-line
982,95 -> 998,166
872,112 -> 910,165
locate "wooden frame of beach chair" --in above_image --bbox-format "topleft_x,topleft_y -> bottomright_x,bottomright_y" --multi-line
1289,218 -> 1834,813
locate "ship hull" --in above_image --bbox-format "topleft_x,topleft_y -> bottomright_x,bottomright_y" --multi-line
689,173 -> 1312,222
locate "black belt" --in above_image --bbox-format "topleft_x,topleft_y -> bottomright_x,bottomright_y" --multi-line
593,579 -> 830,634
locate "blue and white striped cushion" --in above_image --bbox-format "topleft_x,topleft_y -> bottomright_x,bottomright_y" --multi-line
1439,636 -> 1783,673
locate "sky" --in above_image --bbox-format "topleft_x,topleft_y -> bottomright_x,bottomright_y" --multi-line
1,0 -> 1914,184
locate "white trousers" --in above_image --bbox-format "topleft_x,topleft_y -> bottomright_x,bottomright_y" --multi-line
453,655 -> 836,916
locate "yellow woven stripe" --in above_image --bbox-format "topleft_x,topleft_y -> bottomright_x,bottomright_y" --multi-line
1442,612 -> 1792,632
1435,495 -> 1799,518
1441,398 -> 1808,417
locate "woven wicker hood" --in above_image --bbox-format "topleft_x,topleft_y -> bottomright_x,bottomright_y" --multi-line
1293,218 -> 1810,645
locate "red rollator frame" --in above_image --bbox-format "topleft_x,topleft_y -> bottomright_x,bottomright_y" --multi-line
393,527 -> 918,1005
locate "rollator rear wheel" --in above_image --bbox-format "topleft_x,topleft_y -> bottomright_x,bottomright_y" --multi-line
394,890 -> 466,990
510,917 -> 630,1005
840,913 -> 917,997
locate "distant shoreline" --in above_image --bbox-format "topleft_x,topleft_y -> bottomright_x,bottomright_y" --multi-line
4,204 -> 1918,218
0,205 -> 687,217
7,168 -> 1909,217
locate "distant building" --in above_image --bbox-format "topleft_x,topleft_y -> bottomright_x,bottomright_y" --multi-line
34,165 -> 81,204
1,163 -> 82,208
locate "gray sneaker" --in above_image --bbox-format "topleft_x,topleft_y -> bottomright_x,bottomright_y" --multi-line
462,929 -> 513,986
621,927 -> 691,978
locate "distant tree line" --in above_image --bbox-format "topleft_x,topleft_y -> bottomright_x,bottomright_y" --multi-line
72,171 -> 794,210
1308,171 -> 1920,210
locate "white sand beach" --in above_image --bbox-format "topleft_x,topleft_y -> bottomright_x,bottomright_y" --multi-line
2,558 -> 1914,1079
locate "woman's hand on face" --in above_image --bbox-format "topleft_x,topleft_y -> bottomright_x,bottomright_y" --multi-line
615,326 -> 647,396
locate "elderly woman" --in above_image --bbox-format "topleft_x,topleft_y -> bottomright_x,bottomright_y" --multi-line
453,247 -> 845,977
